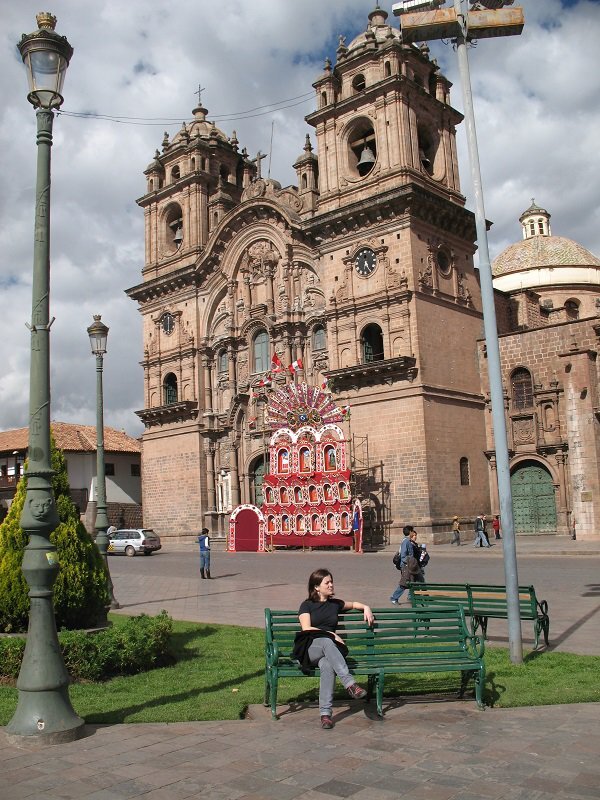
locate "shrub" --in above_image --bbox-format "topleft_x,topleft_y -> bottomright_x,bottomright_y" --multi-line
0,435 -> 110,633
0,612 -> 174,681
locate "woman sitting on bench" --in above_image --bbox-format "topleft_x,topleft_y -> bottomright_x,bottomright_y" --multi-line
293,568 -> 374,730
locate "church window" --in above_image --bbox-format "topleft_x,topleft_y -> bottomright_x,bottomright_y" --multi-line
565,299 -> 579,320
171,165 -> 180,182
459,457 -> 470,486
352,74 -> 366,93
218,350 -> 228,374
220,165 -> 229,182
312,326 -> 326,351
321,91 -> 327,108
347,118 -> 377,178
163,373 -> 178,405
384,61 -> 391,77
529,220 -> 535,236
253,329 -> 269,373
511,367 -> 534,410
191,157 -> 196,170
361,324 -> 384,363
302,173 -> 308,189
538,218 -> 544,234
201,157 -> 207,171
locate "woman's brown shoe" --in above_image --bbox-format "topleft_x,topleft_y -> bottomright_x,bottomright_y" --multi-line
320,715 -> 334,729
347,683 -> 367,700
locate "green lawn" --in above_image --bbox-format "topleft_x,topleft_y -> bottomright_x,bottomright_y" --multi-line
0,616 -> 598,725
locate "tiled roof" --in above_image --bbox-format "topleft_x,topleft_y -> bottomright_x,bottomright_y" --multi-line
0,422 -> 141,455
493,235 -> 600,276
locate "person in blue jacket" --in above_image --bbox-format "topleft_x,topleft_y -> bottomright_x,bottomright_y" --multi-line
197,528 -> 211,579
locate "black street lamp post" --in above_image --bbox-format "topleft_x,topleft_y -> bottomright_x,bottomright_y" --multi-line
87,315 -> 119,609
6,13 -> 85,743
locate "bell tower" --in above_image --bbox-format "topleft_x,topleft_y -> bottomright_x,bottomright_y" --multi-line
304,4 -> 490,539
307,5 -> 462,214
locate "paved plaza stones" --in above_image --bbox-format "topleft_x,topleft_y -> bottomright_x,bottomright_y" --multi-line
2,539 -> 599,799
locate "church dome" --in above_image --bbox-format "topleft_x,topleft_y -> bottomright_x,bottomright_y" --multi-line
492,200 -> 600,293
171,105 -> 228,146
492,235 -> 600,277
346,5 -> 401,52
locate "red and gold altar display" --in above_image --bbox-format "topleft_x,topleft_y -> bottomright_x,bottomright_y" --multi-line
229,383 -> 362,552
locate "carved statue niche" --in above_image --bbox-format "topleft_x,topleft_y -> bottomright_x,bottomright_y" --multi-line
246,240 -> 281,284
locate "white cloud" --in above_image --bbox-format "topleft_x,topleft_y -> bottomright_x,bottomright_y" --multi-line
1,1 -> 598,436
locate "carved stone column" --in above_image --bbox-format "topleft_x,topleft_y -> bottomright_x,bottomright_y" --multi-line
202,356 -> 212,413
488,453 -> 500,516
227,343 -> 237,394
230,440 -> 241,506
206,441 -> 217,512
265,265 -> 275,316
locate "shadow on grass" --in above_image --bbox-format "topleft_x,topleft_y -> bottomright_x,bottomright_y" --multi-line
85,665 -> 265,724
168,625 -> 221,663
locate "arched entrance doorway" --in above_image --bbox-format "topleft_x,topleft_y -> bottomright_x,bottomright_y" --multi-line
511,461 -> 557,534
249,455 -> 266,506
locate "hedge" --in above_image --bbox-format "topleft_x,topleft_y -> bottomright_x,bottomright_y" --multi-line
0,611 -> 174,682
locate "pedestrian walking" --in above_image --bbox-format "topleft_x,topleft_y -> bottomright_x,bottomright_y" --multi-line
451,515 -> 461,546
492,514 -> 502,540
197,527 -> 211,578
473,514 -> 491,548
571,515 -> 576,540
390,524 -> 416,604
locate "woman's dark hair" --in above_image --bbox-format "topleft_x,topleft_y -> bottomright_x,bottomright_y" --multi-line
307,568 -> 332,601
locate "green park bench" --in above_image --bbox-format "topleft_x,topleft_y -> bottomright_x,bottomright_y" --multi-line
408,582 -> 550,650
264,605 -> 486,719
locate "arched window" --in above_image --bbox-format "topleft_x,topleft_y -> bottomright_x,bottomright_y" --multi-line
459,457 -> 470,486
384,61 -> 391,77
171,165 -> 180,182
321,91 -> 327,108
302,173 -> 308,189
163,373 -> 178,405
299,447 -> 311,473
565,299 -> 579,320
362,324 -> 384,363
312,326 -> 326,351
511,368 -> 534,410
324,445 -> 337,471
296,515 -> 305,533
253,330 -> 269,373
294,486 -> 304,504
218,350 -> 228,374
277,449 -> 290,474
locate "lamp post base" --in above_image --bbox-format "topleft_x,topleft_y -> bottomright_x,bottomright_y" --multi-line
5,688 -> 85,745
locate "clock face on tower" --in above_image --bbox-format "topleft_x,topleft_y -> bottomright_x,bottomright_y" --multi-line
162,313 -> 175,334
354,247 -> 376,277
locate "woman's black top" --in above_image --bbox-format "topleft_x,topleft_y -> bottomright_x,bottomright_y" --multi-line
298,598 -> 345,632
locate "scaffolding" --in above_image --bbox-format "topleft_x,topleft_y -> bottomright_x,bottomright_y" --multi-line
349,434 -> 391,550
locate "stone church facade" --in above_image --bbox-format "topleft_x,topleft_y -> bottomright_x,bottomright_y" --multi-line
127,6 -> 600,543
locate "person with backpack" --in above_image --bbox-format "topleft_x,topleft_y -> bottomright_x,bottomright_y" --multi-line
390,525 -> 422,603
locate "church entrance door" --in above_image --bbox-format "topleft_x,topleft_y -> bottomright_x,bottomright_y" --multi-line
233,507 -> 260,551
250,456 -> 266,506
511,461 -> 557,534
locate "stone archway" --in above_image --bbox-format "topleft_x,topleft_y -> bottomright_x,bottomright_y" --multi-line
510,460 -> 557,534
249,455 -> 266,506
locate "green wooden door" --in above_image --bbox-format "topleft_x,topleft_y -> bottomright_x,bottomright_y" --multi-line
250,456 -> 265,506
511,462 -> 557,534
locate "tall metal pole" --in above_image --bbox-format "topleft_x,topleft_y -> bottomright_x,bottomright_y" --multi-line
453,0 -> 522,663
6,106 -> 85,743
93,338 -> 119,610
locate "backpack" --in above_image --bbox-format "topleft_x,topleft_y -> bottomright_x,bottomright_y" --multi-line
419,546 -> 430,567
392,552 -> 402,570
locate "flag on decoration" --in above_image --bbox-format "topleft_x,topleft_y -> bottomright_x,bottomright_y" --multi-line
270,353 -> 284,373
248,417 -> 257,429
341,405 -> 351,418
288,358 -> 303,374
321,378 -> 329,392
258,373 -> 272,388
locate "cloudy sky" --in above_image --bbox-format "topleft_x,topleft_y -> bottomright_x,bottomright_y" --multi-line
1,0 -> 599,438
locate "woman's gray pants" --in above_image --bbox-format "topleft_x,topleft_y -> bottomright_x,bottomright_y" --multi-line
308,637 -> 354,716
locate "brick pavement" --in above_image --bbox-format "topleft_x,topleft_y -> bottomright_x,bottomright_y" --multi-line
2,537 -> 599,798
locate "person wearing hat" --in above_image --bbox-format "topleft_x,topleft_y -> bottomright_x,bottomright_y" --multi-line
451,516 -> 461,547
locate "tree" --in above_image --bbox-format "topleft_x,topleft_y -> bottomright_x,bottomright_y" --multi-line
0,435 -> 110,632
